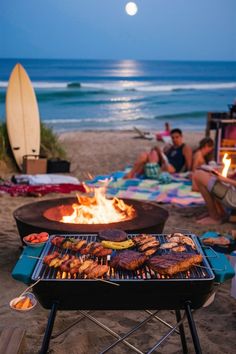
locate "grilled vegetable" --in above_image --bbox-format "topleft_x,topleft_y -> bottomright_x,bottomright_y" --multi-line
101,239 -> 134,250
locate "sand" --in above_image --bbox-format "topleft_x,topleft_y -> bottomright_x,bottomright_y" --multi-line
0,130 -> 236,354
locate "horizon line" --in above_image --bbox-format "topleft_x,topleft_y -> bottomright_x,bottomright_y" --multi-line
0,57 -> 236,63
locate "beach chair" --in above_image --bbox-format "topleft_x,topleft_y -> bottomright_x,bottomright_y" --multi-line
133,126 -> 154,140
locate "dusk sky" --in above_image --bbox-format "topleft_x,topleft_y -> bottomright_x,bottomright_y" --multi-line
1,0 -> 236,61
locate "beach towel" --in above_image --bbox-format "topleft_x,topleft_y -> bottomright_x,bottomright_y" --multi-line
87,168 -> 204,206
0,181 -> 85,197
12,174 -> 80,185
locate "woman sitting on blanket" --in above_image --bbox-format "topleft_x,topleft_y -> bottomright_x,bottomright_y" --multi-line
191,137 -> 214,191
192,169 -> 236,225
124,128 -> 193,179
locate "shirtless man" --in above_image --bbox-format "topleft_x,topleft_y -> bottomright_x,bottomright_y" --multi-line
125,128 -> 192,178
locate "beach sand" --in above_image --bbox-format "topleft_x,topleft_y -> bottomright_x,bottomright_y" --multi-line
0,130 -> 236,353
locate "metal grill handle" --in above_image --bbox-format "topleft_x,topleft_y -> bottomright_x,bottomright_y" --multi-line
201,246 -> 227,272
201,246 -> 219,258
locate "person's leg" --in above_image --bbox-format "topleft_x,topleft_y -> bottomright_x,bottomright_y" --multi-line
147,148 -> 161,163
193,170 -> 225,224
124,152 -> 149,179
152,146 -> 176,173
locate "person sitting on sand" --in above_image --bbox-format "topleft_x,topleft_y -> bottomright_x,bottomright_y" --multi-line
124,128 -> 192,179
192,169 -> 236,225
191,137 -> 214,191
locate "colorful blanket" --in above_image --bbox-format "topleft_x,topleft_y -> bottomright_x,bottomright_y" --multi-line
0,181 -> 85,197
87,169 -> 204,206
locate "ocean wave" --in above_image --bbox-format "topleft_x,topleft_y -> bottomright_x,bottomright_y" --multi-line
1,80 -> 236,92
42,116 -> 151,125
136,82 -> 236,92
42,111 -> 206,125
0,81 -> 81,89
154,111 -> 207,120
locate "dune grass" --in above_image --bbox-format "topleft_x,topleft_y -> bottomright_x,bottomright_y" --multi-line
39,123 -> 66,159
0,122 -> 66,170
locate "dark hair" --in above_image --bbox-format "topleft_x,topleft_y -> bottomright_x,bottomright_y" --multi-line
199,137 -> 214,149
170,128 -> 182,135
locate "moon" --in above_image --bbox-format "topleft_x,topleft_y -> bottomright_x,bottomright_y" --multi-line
125,2 -> 138,16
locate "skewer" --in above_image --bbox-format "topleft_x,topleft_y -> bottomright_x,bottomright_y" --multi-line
18,278 -> 41,298
20,255 -> 43,260
193,264 -> 225,272
96,278 -> 120,287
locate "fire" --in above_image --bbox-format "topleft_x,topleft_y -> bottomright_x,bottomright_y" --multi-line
222,153 -> 231,177
61,180 -> 135,224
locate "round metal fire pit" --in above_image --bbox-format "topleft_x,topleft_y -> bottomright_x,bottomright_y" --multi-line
14,197 -> 169,241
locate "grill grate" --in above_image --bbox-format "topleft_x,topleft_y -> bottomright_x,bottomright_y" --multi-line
32,234 -> 214,282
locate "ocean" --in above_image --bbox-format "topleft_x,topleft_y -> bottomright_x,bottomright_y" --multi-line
0,59 -> 236,132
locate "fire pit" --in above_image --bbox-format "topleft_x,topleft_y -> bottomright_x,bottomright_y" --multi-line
14,197 -> 169,242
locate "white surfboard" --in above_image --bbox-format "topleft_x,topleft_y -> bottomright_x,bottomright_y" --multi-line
6,63 -> 40,170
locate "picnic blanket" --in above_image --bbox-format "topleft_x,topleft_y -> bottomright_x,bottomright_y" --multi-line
87,168 -> 204,206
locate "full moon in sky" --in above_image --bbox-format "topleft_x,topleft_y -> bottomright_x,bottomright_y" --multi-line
125,2 -> 138,16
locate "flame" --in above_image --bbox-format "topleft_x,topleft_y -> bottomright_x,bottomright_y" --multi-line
61,179 -> 135,224
222,153 -> 231,177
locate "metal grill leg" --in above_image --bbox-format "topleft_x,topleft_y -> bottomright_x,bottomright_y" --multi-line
185,302 -> 202,354
40,302 -> 58,354
175,310 -> 188,354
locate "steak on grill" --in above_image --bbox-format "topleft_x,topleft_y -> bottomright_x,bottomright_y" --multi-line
99,229 -> 127,242
148,253 -> 203,276
110,250 -> 147,271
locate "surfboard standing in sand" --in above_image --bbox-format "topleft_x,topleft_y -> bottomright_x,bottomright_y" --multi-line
6,63 -> 41,170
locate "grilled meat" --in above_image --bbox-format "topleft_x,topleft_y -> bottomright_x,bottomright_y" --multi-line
202,236 -> 230,246
79,242 -> 112,257
78,260 -> 94,274
138,240 -> 160,252
43,251 -> 109,278
133,234 -> 156,246
60,257 -> 75,272
43,251 -> 60,264
51,236 -> 65,247
99,229 -> 127,242
51,236 -> 112,258
160,242 -> 178,249
172,246 -> 186,252
148,253 -> 203,276
87,242 -> 103,255
167,232 -> 185,238
144,248 -> 158,256
111,250 -> 147,271
51,236 -> 88,252
83,262 -> 99,275
79,242 -> 95,255
93,248 -> 112,257
86,265 -> 109,278
167,234 -> 196,250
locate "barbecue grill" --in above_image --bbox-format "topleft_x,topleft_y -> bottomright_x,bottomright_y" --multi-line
32,234 -> 215,311
30,233 -> 215,354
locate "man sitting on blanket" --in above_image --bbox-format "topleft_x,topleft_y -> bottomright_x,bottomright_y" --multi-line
124,128 -> 193,179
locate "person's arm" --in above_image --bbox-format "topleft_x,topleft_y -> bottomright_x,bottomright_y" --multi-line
183,145 -> 193,171
217,174 -> 236,187
192,150 -> 203,172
